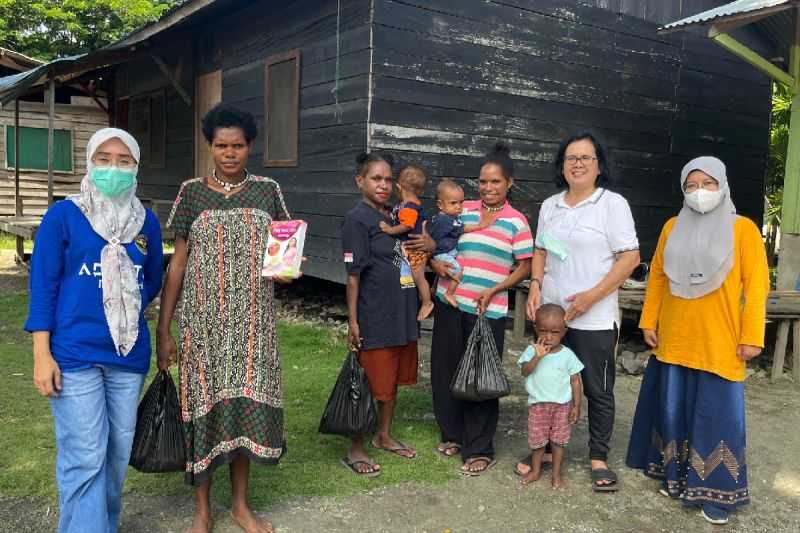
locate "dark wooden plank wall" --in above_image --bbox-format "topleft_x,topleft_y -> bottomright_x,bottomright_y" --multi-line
214,0 -> 372,282
115,38 -> 194,207
368,0 -> 771,262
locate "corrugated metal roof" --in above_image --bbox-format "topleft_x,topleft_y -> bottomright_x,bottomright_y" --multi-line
0,0 -> 222,106
661,0 -> 797,30
0,54 -> 87,106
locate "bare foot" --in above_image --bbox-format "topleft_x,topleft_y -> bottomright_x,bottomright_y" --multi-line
444,293 -> 458,308
552,474 -> 566,490
417,300 -> 435,321
516,453 -> 552,476
520,468 -> 541,486
185,513 -> 212,533
231,505 -> 274,533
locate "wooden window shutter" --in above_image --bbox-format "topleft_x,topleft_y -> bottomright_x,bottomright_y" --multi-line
264,50 -> 300,167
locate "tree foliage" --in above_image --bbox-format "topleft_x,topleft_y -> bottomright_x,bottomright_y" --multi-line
0,0 -> 180,60
766,82 -> 791,226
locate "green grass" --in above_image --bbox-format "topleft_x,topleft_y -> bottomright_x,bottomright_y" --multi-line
0,294 -> 453,507
0,231 -> 32,252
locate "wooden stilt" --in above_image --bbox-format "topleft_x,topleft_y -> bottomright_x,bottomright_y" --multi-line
772,320 -> 791,382
47,75 -> 55,206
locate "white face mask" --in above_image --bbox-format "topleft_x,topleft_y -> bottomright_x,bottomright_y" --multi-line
684,188 -> 724,214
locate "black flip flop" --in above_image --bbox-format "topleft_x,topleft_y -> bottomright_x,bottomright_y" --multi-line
591,468 -> 619,492
461,456 -> 497,476
340,457 -> 381,478
371,438 -> 417,459
435,442 -> 461,458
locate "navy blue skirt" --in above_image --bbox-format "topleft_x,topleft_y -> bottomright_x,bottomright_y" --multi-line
626,357 -> 749,509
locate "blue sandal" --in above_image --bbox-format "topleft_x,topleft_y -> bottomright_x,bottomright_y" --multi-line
701,504 -> 729,525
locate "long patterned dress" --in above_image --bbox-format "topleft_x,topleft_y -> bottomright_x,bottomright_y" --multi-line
167,175 -> 290,486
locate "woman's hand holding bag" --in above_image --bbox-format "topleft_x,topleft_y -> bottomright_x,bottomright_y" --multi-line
318,351 -> 377,436
129,370 -> 186,473
450,316 -> 510,401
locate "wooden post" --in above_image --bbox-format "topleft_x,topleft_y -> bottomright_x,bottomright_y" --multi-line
13,98 -> 20,217
711,33 -> 796,86
793,320 -> 800,383
710,16 -> 800,290
47,75 -> 55,206
783,9 -> 800,237
513,287 -> 527,341
773,10 -> 800,291
772,320 -> 790,382
13,98 -> 23,263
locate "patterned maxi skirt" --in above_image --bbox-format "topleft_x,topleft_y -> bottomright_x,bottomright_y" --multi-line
626,357 -> 749,509
178,208 -> 284,486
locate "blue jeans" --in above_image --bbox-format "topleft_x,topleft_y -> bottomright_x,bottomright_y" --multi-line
433,249 -> 462,276
49,365 -> 145,533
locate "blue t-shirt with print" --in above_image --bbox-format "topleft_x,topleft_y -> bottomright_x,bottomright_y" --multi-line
25,200 -> 163,374
429,212 -> 464,255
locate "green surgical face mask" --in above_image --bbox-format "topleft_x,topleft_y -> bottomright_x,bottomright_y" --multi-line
90,166 -> 136,197
535,231 -> 570,261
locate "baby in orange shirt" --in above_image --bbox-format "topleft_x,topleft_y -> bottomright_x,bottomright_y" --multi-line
379,164 -> 434,320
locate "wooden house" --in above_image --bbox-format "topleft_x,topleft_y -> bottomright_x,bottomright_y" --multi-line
0,48 -> 108,217
0,0 -> 774,281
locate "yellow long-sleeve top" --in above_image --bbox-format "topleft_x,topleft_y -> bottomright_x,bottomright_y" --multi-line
639,215 -> 769,382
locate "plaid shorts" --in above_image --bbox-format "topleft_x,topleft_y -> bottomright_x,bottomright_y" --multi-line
527,402 -> 572,449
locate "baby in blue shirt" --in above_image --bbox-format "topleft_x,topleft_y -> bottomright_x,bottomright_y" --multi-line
517,303 -> 584,489
428,179 -> 489,307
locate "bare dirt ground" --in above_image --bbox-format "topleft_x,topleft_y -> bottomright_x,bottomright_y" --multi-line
2,262 -> 799,533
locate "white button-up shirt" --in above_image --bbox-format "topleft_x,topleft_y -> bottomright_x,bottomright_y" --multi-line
536,188 -> 639,330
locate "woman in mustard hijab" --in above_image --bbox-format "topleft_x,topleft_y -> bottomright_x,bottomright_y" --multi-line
626,156 -> 769,525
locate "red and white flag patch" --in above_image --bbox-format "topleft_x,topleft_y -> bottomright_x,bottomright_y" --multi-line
343,252 -> 353,263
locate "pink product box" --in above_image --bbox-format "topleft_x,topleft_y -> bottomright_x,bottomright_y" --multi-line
261,220 -> 307,279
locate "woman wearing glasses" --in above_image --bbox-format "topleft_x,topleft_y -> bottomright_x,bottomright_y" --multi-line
25,128 -> 163,532
518,132 -> 640,491
626,157 -> 768,525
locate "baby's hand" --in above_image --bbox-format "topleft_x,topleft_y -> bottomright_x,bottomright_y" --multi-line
533,338 -> 551,358
569,404 -> 580,425
379,221 -> 391,233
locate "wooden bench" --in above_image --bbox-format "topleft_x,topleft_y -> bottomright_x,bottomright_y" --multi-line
0,215 -> 41,265
1,197 -> 176,267
510,285 -> 800,383
767,292 -> 800,383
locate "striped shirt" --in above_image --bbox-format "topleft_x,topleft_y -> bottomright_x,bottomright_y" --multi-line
435,200 -> 533,319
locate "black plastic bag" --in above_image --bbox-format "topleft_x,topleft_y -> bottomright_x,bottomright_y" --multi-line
450,315 -> 511,401
318,351 -> 378,436
129,370 -> 186,473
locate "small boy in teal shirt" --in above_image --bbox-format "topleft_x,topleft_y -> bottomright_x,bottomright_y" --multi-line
517,303 -> 584,489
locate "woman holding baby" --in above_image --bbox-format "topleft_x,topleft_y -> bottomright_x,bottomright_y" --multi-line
430,142 -> 534,476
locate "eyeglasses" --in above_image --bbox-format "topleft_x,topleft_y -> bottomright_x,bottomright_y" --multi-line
565,155 -> 597,165
92,154 -> 137,170
683,180 -> 718,193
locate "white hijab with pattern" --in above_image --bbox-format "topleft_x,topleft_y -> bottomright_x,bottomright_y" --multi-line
69,128 -> 146,355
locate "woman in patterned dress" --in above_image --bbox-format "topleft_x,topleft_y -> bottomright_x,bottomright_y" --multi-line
157,104 -> 293,533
